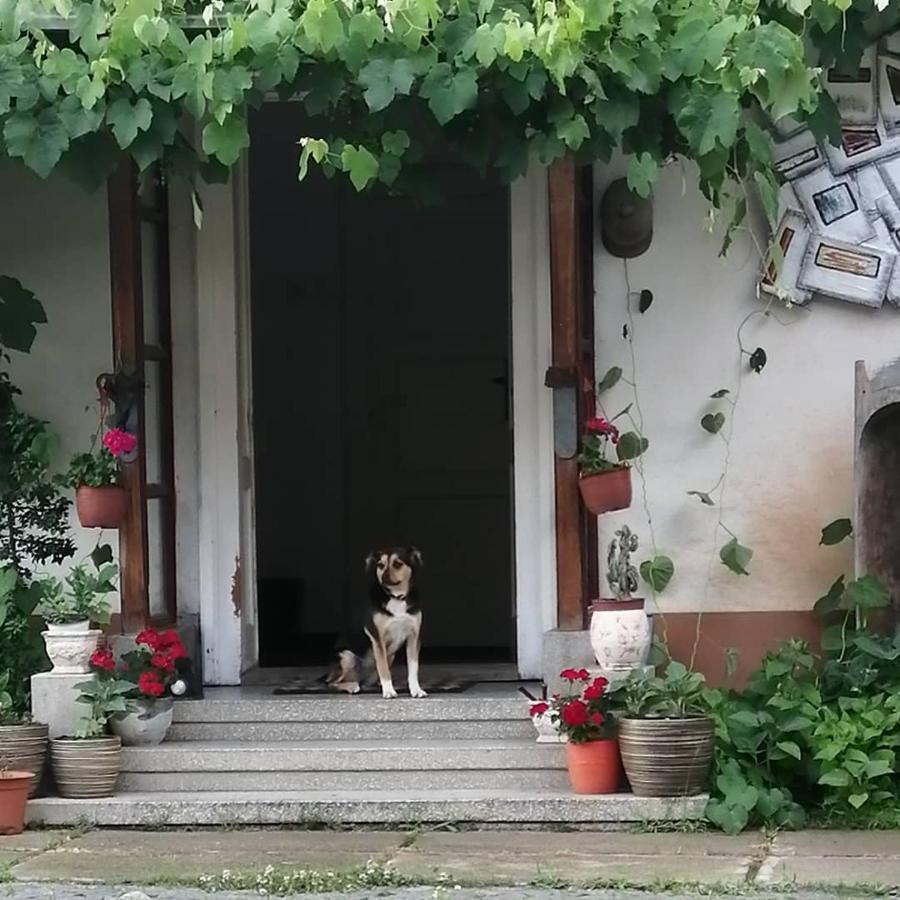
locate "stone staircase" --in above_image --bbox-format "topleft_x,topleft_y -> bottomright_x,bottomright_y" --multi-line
27,693 -> 706,827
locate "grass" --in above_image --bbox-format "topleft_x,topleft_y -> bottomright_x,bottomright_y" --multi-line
807,806 -> 900,831
0,863 -> 12,884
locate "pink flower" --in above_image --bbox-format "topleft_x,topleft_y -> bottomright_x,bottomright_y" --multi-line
102,428 -> 137,459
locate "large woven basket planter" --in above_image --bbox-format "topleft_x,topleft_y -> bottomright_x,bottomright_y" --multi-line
50,736 -> 122,799
0,724 -> 49,798
618,716 -> 714,797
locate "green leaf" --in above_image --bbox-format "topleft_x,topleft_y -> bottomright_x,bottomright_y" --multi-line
382,130 -> 410,157
720,537 -> 752,576
727,709 -> 759,729
710,389 -> 730,399
820,518 -> 852,546
776,740 -> 801,760
639,555 -> 674,593
3,109 -> 70,178
616,431 -> 648,461
852,634 -> 900,661
90,543 -> 114,568
298,137 -> 328,182
358,58 -> 415,112
106,96 -> 153,149
597,366 -> 622,392
626,152 -> 657,197
0,276 -> 47,353
844,576 -> 889,612
202,116 -> 249,166
847,792 -> 869,809
814,576 -> 845,617
706,797 -> 750,834
340,145 -> 378,191
638,289 -> 653,313
421,63 -> 478,124
701,412 -> 725,434
818,768 -> 851,787
556,114 -> 590,150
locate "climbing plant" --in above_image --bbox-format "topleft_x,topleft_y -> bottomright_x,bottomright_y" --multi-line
0,0 -> 889,219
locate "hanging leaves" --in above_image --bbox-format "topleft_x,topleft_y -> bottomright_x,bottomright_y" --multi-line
0,277 -> 47,354
720,537 -> 753,576
616,431 -> 649,461
710,389 -> 730,399
687,490 -> 715,506
638,289 -> 653,313
820,518 -> 853,546
701,412 -> 726,434
640,555 -> 675,592
749,347 -> 768,374
597,366 -> 622,393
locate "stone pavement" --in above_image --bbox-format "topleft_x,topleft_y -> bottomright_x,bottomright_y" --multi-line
1,828 -> 899,891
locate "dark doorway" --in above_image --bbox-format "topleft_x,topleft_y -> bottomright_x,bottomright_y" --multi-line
249,104 -> 514,668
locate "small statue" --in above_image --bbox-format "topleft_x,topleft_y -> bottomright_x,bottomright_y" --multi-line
607,525 -> 639,601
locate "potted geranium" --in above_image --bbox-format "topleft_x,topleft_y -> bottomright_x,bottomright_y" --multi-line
611,661 -> 714,798
589,526 -> 653,673
99,628 -> 190,746
67,427 -> 135,528
533,668 -> 621,794
0,674 -> 33,835
577,415 -> 647,514
49,673 -> 130,798
34,559 -> 116,673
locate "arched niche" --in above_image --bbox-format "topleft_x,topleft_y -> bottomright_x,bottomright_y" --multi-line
855,359 -> 900,624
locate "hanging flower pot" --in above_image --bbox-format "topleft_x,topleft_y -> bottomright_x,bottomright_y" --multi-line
0,771 -> 32,835
75,485 -> 127,529
565,739 -> 622,794
579,466 -> 632,515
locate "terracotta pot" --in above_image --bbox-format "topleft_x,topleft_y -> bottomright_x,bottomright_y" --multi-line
565,739 -> 622,794
50,735 -> 122,799
589,599 -> 652,673
578,467 -> 632,515
111,698 -> 174,746
0,723 -> 49,798
0,771 -> 32,835
75,485 -> 127,529
42,622 -> 101,674
618,716 -> 714,797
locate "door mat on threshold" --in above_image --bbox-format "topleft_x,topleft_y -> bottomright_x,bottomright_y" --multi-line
273,678 -> 472,695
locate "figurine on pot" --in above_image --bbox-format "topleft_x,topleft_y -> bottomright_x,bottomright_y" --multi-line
589,526 -> 653,674
34,558 -> 115,674
577,414 -> 647,515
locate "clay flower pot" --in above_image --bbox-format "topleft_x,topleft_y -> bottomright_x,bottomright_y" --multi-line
578,467 -> 632,515
42,621 -> 101,674
111,698 -> 174,746
75,485 -> 127,529
618,716 -> 714,797
0,771 -> 32,835
589,599 -> 652,673
50,735 -> 122,798
0,723 -> 49,798
565,739 -> 622,794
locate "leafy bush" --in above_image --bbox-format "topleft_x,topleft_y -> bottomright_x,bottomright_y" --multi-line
612,661 -> 712,718
35,561 -> 116,626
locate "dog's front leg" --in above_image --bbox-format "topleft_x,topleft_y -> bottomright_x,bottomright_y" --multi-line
367,628 -> 397,699
406,625 -> 427,698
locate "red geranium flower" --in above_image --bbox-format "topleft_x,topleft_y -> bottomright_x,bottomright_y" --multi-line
529,701 -> 549,718
561,699 -> 588,726
157,630 -> 186,659
102,428 -> 137,459
560,667 -> 590,682
150,652 -> 175,673
583,676 -> 609,701
136,629 -> 160,650
137,671 -> 164,698
591,712 -> 604,726
89,649 -> 115,672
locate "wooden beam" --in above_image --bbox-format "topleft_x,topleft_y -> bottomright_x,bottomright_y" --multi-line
108,158 -> 150,633
548,157 -> 586,631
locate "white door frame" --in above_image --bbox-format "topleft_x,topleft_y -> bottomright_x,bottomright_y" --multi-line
194,164 -> 556,683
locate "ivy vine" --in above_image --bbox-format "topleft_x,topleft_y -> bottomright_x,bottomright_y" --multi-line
0,0 -> 886,213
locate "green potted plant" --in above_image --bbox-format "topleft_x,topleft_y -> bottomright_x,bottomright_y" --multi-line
67,428 -> 135,529
611,661 -> 715,797
532,668 -> 621,794
0,673 -> 34,834
34,560 -> 116,674
577,416 -> 647,514
589,526 -> 654,673
0,568 -> 49,799
50,673 -> 130,798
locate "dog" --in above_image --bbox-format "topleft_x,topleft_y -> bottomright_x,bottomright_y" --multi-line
326,546 -> 427,699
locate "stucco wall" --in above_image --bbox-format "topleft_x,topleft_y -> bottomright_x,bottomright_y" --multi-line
0,162 -> 119,608
593,159 -> 900,614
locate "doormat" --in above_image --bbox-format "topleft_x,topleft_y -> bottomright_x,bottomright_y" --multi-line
273,678 -> 472,695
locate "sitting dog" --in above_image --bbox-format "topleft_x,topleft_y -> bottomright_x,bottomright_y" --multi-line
326,546 -> 427,699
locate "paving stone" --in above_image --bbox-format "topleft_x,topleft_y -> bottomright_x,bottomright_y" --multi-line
0,831 -> 70,868
771,831 -> 900,858
762,856 -> 900,887
10,829 -> 410,883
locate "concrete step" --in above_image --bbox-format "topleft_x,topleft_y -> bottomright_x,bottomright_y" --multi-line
167,719 -> 534,742
124,740 -> 563,774
26,790 -> 708,827
119,768 -> 571,792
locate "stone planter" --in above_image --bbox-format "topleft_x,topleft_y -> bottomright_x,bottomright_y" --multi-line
50,735 -> 122,798
111,698 -> 174,746
589,599 -> 652,673
42,621 -> 101,673
0,723 -> 49,798
618,716 -> 714,797
530,709 -> 567,744
0,771 -> 31,835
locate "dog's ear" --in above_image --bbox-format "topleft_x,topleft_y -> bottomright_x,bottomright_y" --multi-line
409,547 -> 423,568
364,552 -> 378,574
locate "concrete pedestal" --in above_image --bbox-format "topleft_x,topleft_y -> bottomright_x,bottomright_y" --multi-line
31,672 -> 89,738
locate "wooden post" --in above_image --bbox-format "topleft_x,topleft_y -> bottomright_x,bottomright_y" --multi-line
108,159 -> 150,633
548,157 -> 587,631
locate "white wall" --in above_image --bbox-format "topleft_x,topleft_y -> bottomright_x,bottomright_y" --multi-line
594,158 -> 900,614
0,162 -> 120,607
